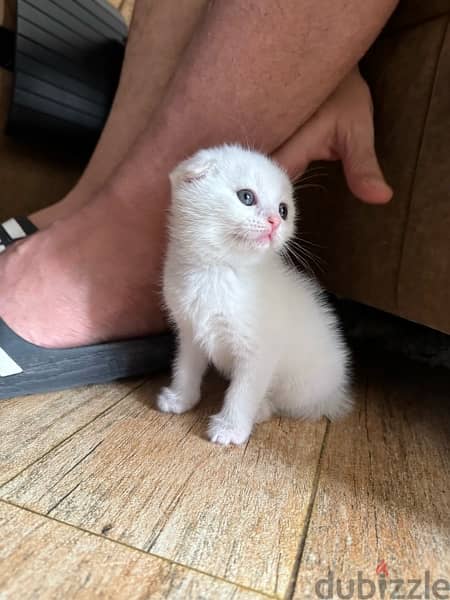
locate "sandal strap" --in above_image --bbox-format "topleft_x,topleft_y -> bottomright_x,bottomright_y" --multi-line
0,217 -> 37,252
14,216 -> 38,235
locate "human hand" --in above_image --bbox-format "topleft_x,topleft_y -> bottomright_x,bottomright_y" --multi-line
273,67 -> 392,204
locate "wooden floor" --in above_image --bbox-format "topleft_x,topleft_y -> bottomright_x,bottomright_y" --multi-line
0,355 -> 448,599
0,1 -> 448,597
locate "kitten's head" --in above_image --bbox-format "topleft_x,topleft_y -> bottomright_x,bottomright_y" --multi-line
169,144 -> 296,264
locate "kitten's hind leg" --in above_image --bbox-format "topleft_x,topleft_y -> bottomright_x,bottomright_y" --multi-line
157,327 -> 207,414
255,398 -> 274,423
272,357 -> 351,421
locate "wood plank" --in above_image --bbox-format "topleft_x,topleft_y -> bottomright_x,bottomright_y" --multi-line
293,359 -> 450,599
0,501 -> 264,599
0,372 -> 327,597
0,380 -> 143,485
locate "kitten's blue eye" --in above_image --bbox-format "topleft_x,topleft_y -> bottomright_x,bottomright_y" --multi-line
279,202 -> 288,220
237,189 -> 256,206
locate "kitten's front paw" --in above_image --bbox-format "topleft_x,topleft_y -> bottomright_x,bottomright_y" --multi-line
207,414 -> 251,446
156,387 -> 193,414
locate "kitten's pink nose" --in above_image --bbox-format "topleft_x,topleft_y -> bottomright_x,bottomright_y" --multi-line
267,215 -> 281,233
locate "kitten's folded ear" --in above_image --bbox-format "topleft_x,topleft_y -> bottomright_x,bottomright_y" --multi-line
170,151 -> 217,186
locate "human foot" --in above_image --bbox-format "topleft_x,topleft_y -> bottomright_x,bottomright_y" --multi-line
0,189 -> 167,348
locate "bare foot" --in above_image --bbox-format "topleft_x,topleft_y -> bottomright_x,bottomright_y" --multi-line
0,188 -> 167,348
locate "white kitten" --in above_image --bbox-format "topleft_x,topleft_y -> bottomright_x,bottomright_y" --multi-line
157,144 -> 351,445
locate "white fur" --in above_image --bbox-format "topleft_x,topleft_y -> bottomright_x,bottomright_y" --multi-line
157,144 -> 351,445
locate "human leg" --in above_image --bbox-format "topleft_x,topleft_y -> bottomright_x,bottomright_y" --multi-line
1,0 -> 398,349
31,0 -> 209,228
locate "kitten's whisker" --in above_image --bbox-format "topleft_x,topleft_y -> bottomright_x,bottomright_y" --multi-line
293,236 -> 322,247
294,165 -> 327,178
285,238 -> 326,275
292,167 -> 328,185
293,173 -> 329,185
293,178 -> 327,191
293,183 -> 327,192
295,233 -> 325,249
290,237 -> 325,252
280,247 -> 296,270
294,246 -> 324,267
283,243 -> 317,276
287,233 -> 326,270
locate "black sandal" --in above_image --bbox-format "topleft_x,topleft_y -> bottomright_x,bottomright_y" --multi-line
0,318 -> 174,399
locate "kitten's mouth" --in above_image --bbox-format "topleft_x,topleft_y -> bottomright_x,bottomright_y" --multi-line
256,232 -> 273,244
232,230 -> 278,249
254,227 -> 281,247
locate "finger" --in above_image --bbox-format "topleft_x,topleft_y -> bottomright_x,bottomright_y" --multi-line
341,123 -> 393,204
273,115 -> 332,180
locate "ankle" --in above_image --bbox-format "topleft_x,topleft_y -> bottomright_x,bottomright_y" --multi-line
93,175 -> 169,248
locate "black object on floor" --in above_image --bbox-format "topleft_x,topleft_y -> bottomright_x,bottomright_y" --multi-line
0,318 -> 174,400
5,0 -> 127,149
334,297 -> 450,370
0,216 -> 38,253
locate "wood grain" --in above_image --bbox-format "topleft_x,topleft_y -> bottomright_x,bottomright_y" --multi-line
0,380 -> 143,485
293,360 -> 450,598
0,501 -> 264,600
0,372 -> 328,597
